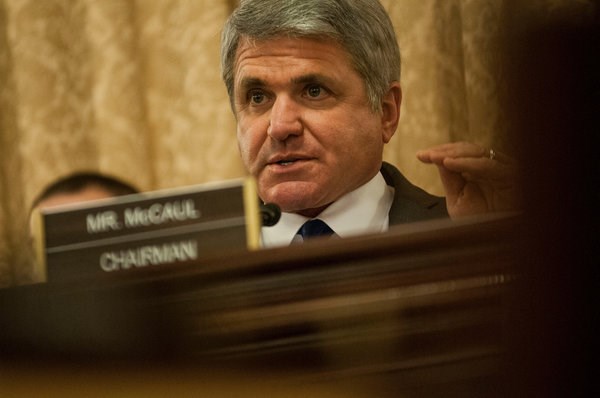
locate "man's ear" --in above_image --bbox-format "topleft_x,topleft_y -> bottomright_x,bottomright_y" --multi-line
381,82 -> 401,143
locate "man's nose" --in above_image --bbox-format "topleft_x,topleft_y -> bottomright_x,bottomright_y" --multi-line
267,96 -> 302,141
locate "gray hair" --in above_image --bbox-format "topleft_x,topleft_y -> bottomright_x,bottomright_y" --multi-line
221,0 -> 401,112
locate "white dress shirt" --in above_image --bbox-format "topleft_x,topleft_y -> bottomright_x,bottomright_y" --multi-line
261,172 -> 394,247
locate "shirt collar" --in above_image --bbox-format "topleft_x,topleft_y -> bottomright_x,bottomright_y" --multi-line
261,171 -> 394,247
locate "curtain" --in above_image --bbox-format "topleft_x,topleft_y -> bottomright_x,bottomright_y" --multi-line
0,0 -> 594,287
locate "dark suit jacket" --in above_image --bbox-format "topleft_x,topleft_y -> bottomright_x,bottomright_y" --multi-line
380,162 -> 448,225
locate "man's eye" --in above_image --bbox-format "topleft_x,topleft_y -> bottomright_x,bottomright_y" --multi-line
249,91 -> 266,104
306,85 -> 323,98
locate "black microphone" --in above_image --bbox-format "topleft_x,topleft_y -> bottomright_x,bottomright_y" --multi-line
260,203 -> 281,227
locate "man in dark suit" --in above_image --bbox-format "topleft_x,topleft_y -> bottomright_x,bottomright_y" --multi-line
220,0 -> 517,246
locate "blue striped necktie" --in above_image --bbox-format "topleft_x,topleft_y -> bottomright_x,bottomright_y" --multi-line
296,219 -> 335,242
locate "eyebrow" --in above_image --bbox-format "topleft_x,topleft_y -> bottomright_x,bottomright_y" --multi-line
238,77 -> 266,91
238,74 -> 332,93
291,73 -> 326,85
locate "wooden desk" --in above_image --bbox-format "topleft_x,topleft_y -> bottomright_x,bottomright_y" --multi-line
1,215 -> 521,397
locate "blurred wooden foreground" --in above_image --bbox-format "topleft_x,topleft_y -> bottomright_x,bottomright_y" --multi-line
1,215 -> 523,397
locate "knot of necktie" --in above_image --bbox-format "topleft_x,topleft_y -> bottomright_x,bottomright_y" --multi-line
296,219 -> 335,242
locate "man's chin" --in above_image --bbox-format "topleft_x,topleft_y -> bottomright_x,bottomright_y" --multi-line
269,200 -> 333,218
260,182 -> 325,214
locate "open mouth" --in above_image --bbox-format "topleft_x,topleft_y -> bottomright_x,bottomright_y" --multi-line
276,159 -> 298,166
267,155 -> 313,169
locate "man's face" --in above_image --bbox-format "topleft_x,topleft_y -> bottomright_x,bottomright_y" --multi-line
233,36 -> 400,217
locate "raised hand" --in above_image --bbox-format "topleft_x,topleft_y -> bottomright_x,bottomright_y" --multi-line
417,141 -> 519,218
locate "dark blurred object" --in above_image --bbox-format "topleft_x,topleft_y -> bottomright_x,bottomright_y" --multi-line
501,9 -> 599,398
260,202 -> 281,226
1,215 -> 519,398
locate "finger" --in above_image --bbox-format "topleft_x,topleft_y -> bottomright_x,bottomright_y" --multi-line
417,141 -> 487,164
441,143 -> 514,165
442,156 -> 516,181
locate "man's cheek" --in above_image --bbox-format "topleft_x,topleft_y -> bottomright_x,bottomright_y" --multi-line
239,139 -> 260,174
235,134 -> 249,166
